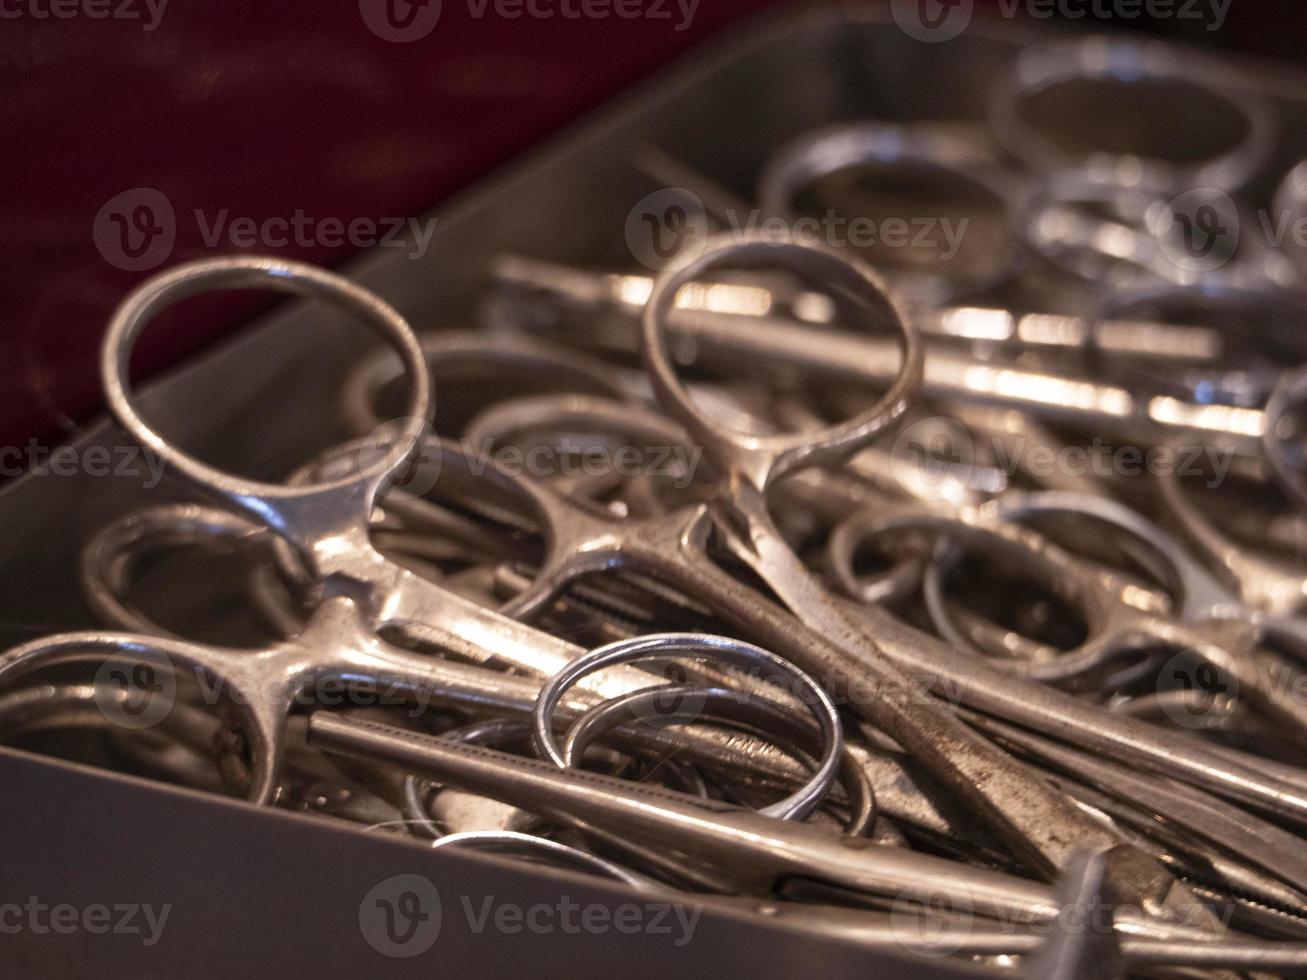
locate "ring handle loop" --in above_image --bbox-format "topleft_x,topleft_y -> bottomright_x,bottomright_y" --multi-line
532,632 -> 843,821
640,232 -> 923,490
100,256 -> 431,552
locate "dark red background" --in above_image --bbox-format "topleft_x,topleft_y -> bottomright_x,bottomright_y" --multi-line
1,0 -> 1301,453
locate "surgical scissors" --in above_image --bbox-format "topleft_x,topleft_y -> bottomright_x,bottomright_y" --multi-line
463,232 -> 1237,922
1017,176 -> 1298,291
11,242 -> 1305,942
70,497 -> 887,839
634,406 -> 1307,830
530,633 -> 844,822
0,257 -> 840,805
1088,279 -> 1307,409
305,709 -> 1234,943
480,243 -> 1307,915
493,254 -> 1271,451
1156,446 -> 1307,618
832,487 -> 1307,740
1265,363 -> 1307,514
756,121 -> 1028,304
492,251 -> 1231,363
757,119 -> 1289,303
338,328 -> 627,442
987,35 -> 1277,194
704,894 -> 1307,975
0,245 -> 1224,925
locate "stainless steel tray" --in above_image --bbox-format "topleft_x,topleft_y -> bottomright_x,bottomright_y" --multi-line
5,6 -> 1306,976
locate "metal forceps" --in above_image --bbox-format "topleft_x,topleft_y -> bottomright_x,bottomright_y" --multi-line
1156,448 -> 1307,619
493,259 -> 1307,829
0,257 -> 822,804
455,230 -> 1236,924
305,710 -> 1236,947
493,250 -> 1229,367
1265,364 -> 1307,516
754,121 -> 1027,305
1142,364 -> 1307,619
758,124 -> 1291,307
834,488 -> 1307,740
494,258 -> 1270,450
66,498 -> 869,833
987,35 -> 1278,194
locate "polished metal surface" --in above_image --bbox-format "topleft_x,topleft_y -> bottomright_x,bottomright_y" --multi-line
10,15 -> 1307,978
